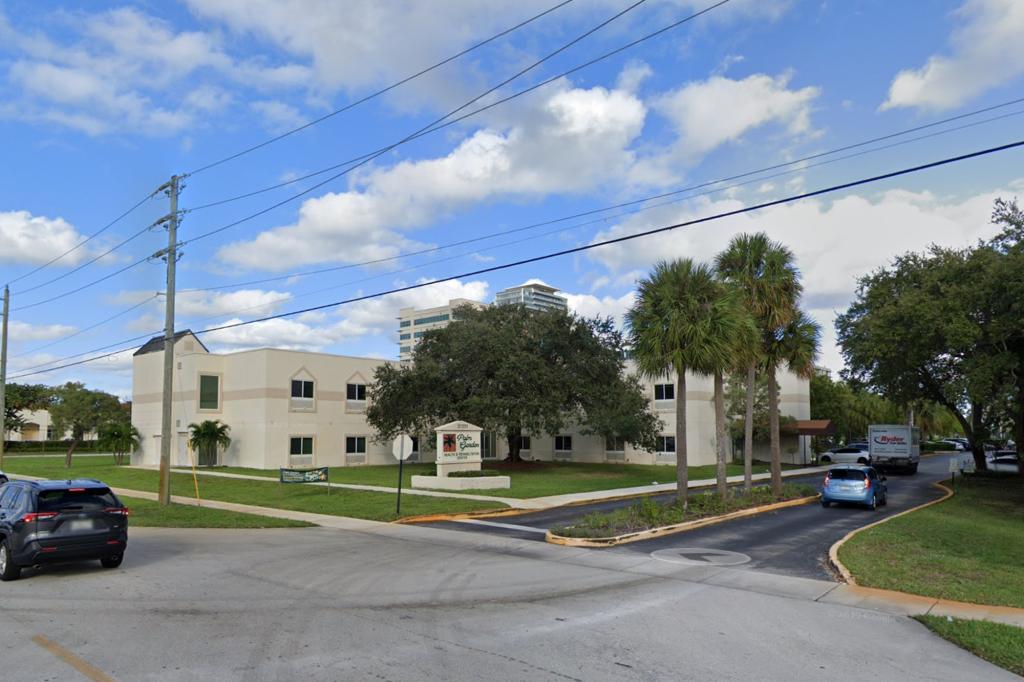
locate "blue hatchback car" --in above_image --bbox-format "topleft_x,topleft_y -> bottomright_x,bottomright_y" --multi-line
821,465 -> 887,510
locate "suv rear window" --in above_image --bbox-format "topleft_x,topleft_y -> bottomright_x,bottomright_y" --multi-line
37,488 -> 119,512
828,469 -> 866,480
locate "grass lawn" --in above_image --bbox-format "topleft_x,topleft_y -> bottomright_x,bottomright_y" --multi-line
2,456 -> 505,522
550,483 -> 818,538
214,461 -> 783,499
916,616 -> 1024,677
120,496 -> 313,528
838,473 -> 1024,608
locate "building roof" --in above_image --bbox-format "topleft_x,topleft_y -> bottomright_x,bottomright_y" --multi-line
133,330 -> 208,357
786,419 -> 836,436
504,279 -> 560,294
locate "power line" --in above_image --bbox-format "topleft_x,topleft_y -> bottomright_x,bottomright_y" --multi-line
180,0 -> 728,244
13,137 -> 1022,380
5,191 -> 156,287
13,224 -> 154,296
8,293 -> 160,360
180,103 -> 1024,294
12,255 -> 153,312
186,0 -> 576,176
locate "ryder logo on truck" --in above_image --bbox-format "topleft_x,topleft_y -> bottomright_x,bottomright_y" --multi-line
874,435 -> 906,445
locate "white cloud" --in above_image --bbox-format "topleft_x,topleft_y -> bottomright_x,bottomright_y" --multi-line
653,72 -> 820,161
882,0 -> 1024,111
200,278 -> 489,352
250,99 -> 306,132
177,289 -> 293,318
0,210 -> 89,265
563,290 -> 636,329
9,320 -> 75,342
585,181 -> 1024,372
220,80 -> 648,270
0,6 -> 306,135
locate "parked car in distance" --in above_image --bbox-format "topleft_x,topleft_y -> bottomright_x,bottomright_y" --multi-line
987,450 -> 1020,474
819,445 -> 870,465
821,465 -> 887,510
0,478 -> 128,581
942,438 -> 966,451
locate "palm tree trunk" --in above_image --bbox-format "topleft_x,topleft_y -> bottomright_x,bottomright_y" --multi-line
676,370 -> 688,510
743,362 -> 755,493
768,365 -> 782,496
714,370 -> 728,499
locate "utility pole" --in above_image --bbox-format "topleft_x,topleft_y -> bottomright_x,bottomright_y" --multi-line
0,285 -> 8,469
155,176 -> 181,506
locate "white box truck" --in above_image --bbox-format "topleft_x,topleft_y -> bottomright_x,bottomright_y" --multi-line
868,424 -> 921,474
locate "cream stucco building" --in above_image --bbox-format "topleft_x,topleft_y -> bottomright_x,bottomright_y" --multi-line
3,409 -> 97,442
131,330 -> 811,470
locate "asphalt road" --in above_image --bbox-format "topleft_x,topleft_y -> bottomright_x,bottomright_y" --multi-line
423,454 -> 956,580
0,503 -> 1012,681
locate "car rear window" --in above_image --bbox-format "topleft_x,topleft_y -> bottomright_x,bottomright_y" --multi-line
37,488 -> 119,512
828,469 -> 866,480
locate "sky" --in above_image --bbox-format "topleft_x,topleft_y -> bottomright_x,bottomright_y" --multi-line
2,0 -> 1024,398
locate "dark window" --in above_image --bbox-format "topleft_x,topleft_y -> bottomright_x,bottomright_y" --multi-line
289,437 -> 313,456
400,320 -> 411,328
199,374 -> 219,410
827,469 -> 866,480
413,313 -> 450,325
346,436 -> 366,454
399,333 -> 411,340
555,435 -> 572,451
410,436 -> 419,453
657,436 -> 676,453
291,380 -> 314,399
37,488 -> 118,512
654,384 -> 675,400
346,383 -> 366,401
606,436 -> 625,451
0,485 -> 17,508
518,435 -> 531,450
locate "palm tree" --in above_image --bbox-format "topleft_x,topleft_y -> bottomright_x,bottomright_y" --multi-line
98,420 -> 140,466
627,259 -> 751,506
188,420 -> 231,467
763,311 -> 820,495
716,233 -> 802,492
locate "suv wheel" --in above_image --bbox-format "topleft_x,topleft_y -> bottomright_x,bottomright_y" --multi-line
100,554 -> 123,569
868,494 -> 878,511
857,458 -> 868,465
0,538 -> 21,581
820,456 -> 831,464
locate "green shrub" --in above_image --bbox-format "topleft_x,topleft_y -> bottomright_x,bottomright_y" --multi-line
448,469 -> 503,478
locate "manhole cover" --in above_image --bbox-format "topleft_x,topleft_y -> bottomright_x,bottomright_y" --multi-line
650,547 -> 751,566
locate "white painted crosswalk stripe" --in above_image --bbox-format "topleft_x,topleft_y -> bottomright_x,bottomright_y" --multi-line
455,519 -> 548,534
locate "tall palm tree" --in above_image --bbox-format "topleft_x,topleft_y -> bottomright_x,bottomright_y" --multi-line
188,420 -> 231,467
716,233 -> 802,492
627,259 -> 750,506
763,311 -> 820,495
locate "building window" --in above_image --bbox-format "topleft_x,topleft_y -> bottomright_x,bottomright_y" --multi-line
555,435 -> 572,452
291,380 -> 314,399
346,383 -> 366,401
410,436 -> 419,453
199,374 -> 220,410
654,384 -> 675,400
518,435 -> 531,451
413,313 -> 449,326
413,331 -> 429,338
400,320 -> 411,328
399,333 -> 411,340
657,435 -> 676,453
289,436 -> 314,466
399,346 -> 411,354
345,436 -> 366,454
46,425 -> 56,440
606,436 -> 625,452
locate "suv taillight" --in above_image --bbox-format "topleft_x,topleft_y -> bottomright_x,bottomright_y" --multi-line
863,478 -> 871,489
823,474 -> 831,486
21,512 -> 58,523
104,507 -> 130,516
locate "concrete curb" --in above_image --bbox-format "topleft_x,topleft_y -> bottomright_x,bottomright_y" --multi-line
828,481 -> 953,584
545,494 -> 820,548
393,507 -> 530,524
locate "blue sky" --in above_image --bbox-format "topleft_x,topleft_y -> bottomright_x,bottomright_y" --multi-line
2,0 -> 1023,397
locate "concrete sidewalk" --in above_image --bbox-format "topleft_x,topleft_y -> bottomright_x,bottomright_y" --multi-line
159,464 -> 828,510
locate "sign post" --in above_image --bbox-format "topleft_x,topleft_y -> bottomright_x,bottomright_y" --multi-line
392,435 -> 414,516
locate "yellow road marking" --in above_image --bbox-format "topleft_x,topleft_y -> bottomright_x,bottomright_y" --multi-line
31,634 -> 116,682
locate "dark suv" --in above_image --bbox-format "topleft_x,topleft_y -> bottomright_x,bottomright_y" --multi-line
0,479 -> 128,581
